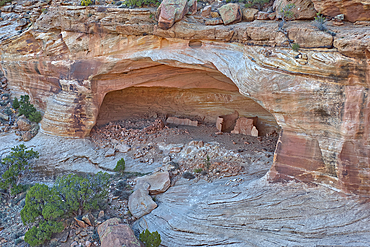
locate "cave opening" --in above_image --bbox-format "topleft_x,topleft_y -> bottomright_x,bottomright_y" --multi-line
89,65 -> 280,180
95,86 -> 279,137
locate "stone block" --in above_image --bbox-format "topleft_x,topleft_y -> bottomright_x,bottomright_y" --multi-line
242,8 -> 258,21
166,117 -> 198,126
135,171 -> 171,195
157,0 -> 188,30
128,187 -> 157,218
231,117 -> 254,135
219,3 -> 242,25
216,110 -> 239,132
201,5 -> 212,17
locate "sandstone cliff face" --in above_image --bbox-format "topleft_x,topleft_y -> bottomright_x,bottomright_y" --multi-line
1,4 -> 370,196
311,0 -> 370,22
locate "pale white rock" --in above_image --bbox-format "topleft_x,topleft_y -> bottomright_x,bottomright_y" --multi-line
251,126 -> 258,137
116,143 -> 131,153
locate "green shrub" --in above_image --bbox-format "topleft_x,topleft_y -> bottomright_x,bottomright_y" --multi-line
12,97 -> 19,109
18,95 -> 42,123
18,95 -> 36,118
204,155 -> 211,170
114,158 -> 125,174
280,3 -> 295,21
0,144 -> 39,199
53,172 -> 110,216
21,184 -> 65,246
244,0 -> 270,11
4,107 -> 12,116
25,221 -> 64,246
125,0 -> 161,8
21,172 -> 110,246
314,11 -> 325,24
292,43 -> 300,52
0,0 -> 12,7
81,0 -> 92,6
28,111 -> 42,123
139,229 -> 161,247
194,168 -> 202,173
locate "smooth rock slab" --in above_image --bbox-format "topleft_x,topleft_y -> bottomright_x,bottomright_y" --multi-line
133,176 -> 370,246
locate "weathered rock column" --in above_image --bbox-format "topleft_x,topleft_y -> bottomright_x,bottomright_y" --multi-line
41,79 -> 98,138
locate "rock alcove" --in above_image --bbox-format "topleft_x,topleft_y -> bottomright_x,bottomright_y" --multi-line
1,5 -> 369,197
95,83 -> 279,137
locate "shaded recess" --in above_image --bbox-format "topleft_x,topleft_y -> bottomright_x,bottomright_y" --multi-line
96,86 -> 279,136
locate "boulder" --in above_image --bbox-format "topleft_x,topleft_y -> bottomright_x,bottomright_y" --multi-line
251,126 -> 258,137
21,131 -> 33,142
97,218 -> 142,247
82,213 -> 95,226
211,11 -> 220,18
310,0 -> 370,22
201,5 -> 212,17
128,183 -> 158,218
0,112 -> 9,121
16,116 -> 31,131
187,0 -> 197,15
242,8 -> 258,21
135,171 -> 171,195
157,0 -> 189,30
218,3 -> 242,25
74,217 -> 87,228
273,0 -> 317,20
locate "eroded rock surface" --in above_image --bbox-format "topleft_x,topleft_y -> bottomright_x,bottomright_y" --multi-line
311,0 -> 370,22
133,175 -> 370,246
0,3 -> 369,196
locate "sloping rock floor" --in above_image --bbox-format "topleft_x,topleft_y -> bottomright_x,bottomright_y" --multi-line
134,176 -> 370,246
1,119 -> 370,246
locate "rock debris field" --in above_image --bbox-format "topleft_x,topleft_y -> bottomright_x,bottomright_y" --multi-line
1,118 -> 370,246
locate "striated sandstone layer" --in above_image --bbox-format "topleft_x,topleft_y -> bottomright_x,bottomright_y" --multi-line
133,175 -> 370,246
0,5 -> 370,196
